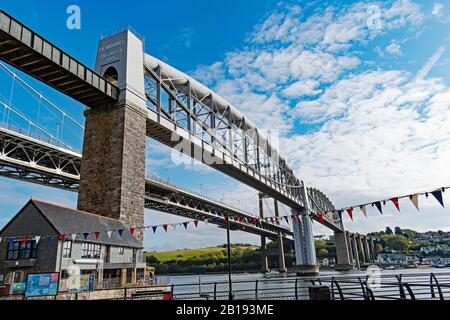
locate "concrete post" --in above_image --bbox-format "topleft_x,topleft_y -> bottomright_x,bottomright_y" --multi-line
259,194 -> 270,273
292,183 -> 319,276
363,237 -> 372,263
351,234 -> 360,270
345,232 -> 354,268
370,238 -> 377,261
77,30 -> 147,243
356,234 -> 367,264
334,231 -> 353,271
274,199 -> 287,273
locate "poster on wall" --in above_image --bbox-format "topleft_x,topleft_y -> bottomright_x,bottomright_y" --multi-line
25,273 -> 59,298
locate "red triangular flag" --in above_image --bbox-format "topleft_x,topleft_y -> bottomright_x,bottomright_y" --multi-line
291,215 -> 297,223
129,228 -> 135,236
22,236 -> 28,246
317,213 -> 325,224
95,232 -> 100,240
390,198 -> 400,212
194,220 -> 199,228
163,224 -> 168,232
59,234 -> 65,242
252,218 -> 257,225
346,208 -> 354,221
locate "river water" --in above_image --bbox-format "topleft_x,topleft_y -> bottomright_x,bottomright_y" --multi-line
167,267 -> 450,300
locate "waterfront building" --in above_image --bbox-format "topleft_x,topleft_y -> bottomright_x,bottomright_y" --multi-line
0,200 -> 146,290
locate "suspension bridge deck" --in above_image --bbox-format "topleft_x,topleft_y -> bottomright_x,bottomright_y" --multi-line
0,10 -> 118,106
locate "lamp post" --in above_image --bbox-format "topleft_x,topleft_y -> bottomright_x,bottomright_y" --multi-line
226,215 -> 233,300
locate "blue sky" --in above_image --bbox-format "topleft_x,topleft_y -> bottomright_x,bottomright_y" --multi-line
1,0 -> 450,251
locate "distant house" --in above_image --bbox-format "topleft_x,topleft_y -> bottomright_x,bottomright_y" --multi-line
438,244 -> 450,253
421,246 -> 438,254
377,254 -> 406,264
0,200 -> 146,290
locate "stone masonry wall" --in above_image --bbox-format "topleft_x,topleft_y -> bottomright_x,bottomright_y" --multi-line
77,102 -> 146,242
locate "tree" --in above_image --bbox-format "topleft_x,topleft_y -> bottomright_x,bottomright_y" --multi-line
394,227 -> 403,236
375,243 -> 383,253
385,235 -> 410,252
317,248 -> 329,257
385,227 -> 394,235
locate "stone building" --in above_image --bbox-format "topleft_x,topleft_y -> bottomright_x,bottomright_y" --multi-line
0,199 -> 146,291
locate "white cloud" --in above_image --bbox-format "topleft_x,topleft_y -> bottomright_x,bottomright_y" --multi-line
283,79 -> 321,98
432,3 -> 444,17
386,40 -> 402,55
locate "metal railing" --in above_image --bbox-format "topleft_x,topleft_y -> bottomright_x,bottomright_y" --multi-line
170,272 -> 450,300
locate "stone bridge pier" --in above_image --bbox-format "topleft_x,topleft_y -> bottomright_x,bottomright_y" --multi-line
77,30 -> 147,243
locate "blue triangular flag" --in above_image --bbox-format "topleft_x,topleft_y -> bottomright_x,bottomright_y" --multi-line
152,226 -> 157,234
118,229 -> 124,238
183,222 -> 189,230
8,237 -> 15,245
47,236 -> 53,244
83,233 -> 89,240
374,202 -> 383,215
432,190 -> 445,208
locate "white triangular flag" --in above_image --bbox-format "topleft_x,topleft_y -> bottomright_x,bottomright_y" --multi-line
34,236 -> 41,244
71,234 -> 77,241
360,205 -> 367,218
106,231 -> 113,239
0,237 -> 3,243
410,194 -> 420,211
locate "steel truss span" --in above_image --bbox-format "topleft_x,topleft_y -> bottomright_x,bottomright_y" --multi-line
0,125 -> 292,239
143,55 -> 341,231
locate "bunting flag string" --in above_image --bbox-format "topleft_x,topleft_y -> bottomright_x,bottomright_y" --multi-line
334,186 -> 448,220
1,186 -> 448,244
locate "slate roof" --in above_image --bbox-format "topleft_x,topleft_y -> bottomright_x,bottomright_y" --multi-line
30,200 -> 143,249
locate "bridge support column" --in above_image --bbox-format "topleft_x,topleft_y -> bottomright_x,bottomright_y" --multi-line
77,30 -> 147,243
346,232 -> 355,268
357,234 -> 367,265
351,234 -> 360,270
259,194 -> 270,273
334,231 -> 353,271
370,238 -> 377,262
274,199 -> 287,273
292,183 -> 319,276
363,237 -> 372,264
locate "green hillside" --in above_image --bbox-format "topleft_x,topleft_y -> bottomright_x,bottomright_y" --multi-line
146,245 -> 258,263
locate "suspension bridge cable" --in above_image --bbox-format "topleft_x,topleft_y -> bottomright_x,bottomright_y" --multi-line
0,62 -> 85,130
0,67 -> 84,142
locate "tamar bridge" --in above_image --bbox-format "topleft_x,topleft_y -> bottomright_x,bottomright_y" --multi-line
0,10 -> 377,275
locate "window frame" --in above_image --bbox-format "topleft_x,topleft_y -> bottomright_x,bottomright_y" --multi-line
81,242 -> 101,259
6,241 -> 38,261
62,240 -> 72,258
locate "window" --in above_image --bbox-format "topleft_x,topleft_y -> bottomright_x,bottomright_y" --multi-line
81,243 -> 101,259
118,247 -> 125,255
63,241 -> 72,258
6,241 -> 38,261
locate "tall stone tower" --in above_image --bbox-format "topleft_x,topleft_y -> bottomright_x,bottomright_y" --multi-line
77,30 -> 147,241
